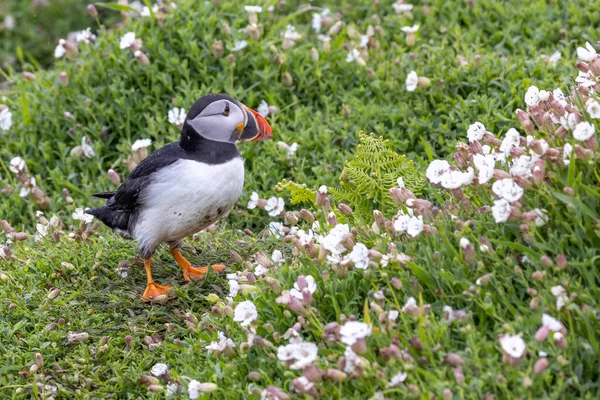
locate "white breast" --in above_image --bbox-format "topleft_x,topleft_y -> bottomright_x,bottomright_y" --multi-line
132,157 -> 244,252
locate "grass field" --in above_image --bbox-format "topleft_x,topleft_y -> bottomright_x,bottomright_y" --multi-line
1,0 -> 599,398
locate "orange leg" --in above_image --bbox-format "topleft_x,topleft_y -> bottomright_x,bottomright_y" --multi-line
170,248 -> 226,282
141,258 -> 171,303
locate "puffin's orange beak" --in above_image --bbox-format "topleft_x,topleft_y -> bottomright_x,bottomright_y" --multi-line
239,106 -> 273,141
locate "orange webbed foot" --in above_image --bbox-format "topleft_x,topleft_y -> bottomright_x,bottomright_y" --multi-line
141,282 -> 172,303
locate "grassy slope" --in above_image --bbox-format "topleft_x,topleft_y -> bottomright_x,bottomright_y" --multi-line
0,0 -> 599,398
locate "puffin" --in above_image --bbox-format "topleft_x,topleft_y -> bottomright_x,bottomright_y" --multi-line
87,94 -> 272,302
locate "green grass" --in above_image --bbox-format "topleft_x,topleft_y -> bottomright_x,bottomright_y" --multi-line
1,0 -> 600,398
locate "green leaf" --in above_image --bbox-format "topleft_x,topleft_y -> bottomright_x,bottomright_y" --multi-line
95,2 -> 139,13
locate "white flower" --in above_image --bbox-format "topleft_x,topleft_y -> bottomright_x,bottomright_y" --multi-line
277,341 -> 319,370
467,121 -> 486,143
247,192 -> 259,209
473,153 -> 495,184
560,113 -> 578,130
54,39 -> 66,58
228,279 -> 239,298
492,179 -> 524,202
572,121 -> 595,141
233,300 -> 257,326
339,321 -> 372,345
272,250 -> 284,264
542,314 -> 563,332
575,71 -> 596,88
440,168 -> 466,189
141,4 -> 159,17
459,237 -> 470,249
311,9 -> 330,32
9,157 -> 26,174
393,3 -> 414,13
388,371 -> 408,387
586,98 -> 600,119
499,334 -> 526,358
244,5 -> 263,13
346,48 -> 361,63
388,309 -> 399,321
397,177 -> 405,188
72,207 -> 94,224
254,265 -> 268,277
491,199 -> 511,223
290,275 -> 317,300
393,214 -> 410,232
551,285 -> 568,310
206,331 -> 235,352
401,297 -> 417,313
524,85 -> 540,107
166,383 -> 179,396
426,159 -> 450,184
80,137 -> 95,158
510,155 -> 534,177
3,15 -> 15,31
131,138 -> 152,152
188,381 -> 217,398
359,35 -> 370,48
75,27 -> 96,44
283,24 -> 302,41
268,222 -> 286,238
547,50 -> 561,66
406,216 -> 423,237
538,90 -> 550,102
119,32 -> 136,50
36,223 -> 48,237
401,25 -> 419,33
343,346 -> 365,373
151,363 -> 168,376
257,100 -> 269,117
18,177 -> 35,198
0,107 -> 13,131
318,185 -> 327,194
405,71 -> 418,92
277,141 -> 298,157
231,40 -> 248,52
533,208 -> 549,227
320,224 -> 350,254
563,143 -> 572,165
265,197 -> 285,216
553,88 -> 565,101
576,41 -> 597,62
345,243 -> 369,269
168,107 -> 186,126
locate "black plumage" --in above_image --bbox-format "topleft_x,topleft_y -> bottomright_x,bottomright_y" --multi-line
86,134 -> 240,235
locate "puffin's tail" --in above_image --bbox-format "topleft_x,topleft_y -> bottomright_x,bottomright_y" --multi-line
87,193 -> 132,235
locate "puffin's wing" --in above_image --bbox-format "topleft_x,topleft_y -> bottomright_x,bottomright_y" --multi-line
109,142 -> 184,211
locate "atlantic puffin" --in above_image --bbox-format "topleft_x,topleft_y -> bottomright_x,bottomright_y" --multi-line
87,94 -> 272,302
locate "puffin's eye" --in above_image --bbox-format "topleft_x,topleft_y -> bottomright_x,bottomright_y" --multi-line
222,103 -> 230,117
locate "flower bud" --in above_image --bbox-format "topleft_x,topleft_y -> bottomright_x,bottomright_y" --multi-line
554,332 -> 567,349
87,4 -> 98,17
530,296 -> 539,311
125,335 -> 133,349
246,24 -> 261,40
282,72 -> 293,86
310,47 -> 319,62
533,357 -> 549,374
35,353 -> 44,369
337,203 -> 352,215
107,169 -> 121,185
302,364 -> 322,382
589,56 -> 600,77
556,254 -> 567,269
265,277 -> 281,293
327,21 -> 342,36
444,353 -> 464,367
390,187 -> 415,204
351,337 -> 367,354
299,209 -> 315,223
134,51 -> 150,65
211,40 -> 224,58
14,232 -> 28,241
493,169 -> 511,180
574,144 -> 593,160
287,296 -> 307,315
584,136 -> 599,151
327,212 -> 337,226
23,71 -> 36,81
532,159 -> 545,185
227,54 -> 236,64
139,375 -> 160,385
255,252 -> 273,268
324,368 -> 347,381
454,152 -> 469,169
575,61 -> 589,72
453,367 -> 465,385
417,76 -> 430,88
47,288 -> 61,300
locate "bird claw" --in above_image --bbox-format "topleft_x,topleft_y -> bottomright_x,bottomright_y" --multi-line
183,264 -> 227,281
141,282 -> 172,303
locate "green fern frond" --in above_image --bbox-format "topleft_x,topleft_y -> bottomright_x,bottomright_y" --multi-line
277,179 -> 316,206
329,133 -> 425,219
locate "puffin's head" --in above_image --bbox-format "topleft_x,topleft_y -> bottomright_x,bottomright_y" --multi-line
183,94 -> 272,144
